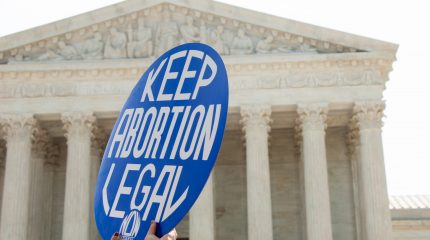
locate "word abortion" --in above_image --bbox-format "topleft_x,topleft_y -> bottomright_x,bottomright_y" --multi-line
108,105 -> 221,161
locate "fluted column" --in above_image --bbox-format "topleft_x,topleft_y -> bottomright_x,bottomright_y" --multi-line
296,103 -> 333,240
43,144 -> 59,240
352,101 -> 392,240
28,127 -> 50,240
90,127 -> 107,240
0,114 -> 36,240
62,112 -> 95,240
0,140 -> 6,223
241,105 -> 273,240
189,172 -> 215,240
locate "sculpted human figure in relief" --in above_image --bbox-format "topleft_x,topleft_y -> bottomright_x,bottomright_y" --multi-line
256,35 -> 274,54
230,28 -> 253,55
104,28 -> 127,59
210,26 -> 229,55
127,18 -> 154,58
155,10 -> 179,55
37,41 -> 80,61
180,16 -> 200,43
81,32 -> 104,59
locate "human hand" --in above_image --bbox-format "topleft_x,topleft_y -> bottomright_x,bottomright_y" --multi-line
111,232 -> 120,240
145,221 -> 177,240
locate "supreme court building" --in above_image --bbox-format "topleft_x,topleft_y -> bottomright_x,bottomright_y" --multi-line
0,0 -> 428,239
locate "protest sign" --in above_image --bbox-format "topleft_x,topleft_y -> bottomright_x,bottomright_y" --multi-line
94,43 -> 228,239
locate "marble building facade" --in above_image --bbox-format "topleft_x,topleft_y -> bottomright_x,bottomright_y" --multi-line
0,0 -> 419,239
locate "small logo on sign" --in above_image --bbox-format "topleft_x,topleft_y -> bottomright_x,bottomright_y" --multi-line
119,210 -> 140,239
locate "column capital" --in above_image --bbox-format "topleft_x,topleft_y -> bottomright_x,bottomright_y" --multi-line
32,126 -> 51,158
61,112 -> 96,137
353,101 -> 385,130
91,126 -> 108,157
0,113 -> 36,139
45,143 -> 60,171
346,123 -> 360,156
240,105 -> 272,132
296,103 -> 328,132
0,140 -> 5,169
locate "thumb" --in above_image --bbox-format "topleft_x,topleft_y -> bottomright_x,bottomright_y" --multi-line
147,221 -> 157,235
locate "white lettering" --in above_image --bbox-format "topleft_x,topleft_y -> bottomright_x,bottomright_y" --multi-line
142,165 -> 176,222
158,51 -> 187,101
194,104 -> 221,160
110,164 -> 141,218
180,105 -> 205,160
141,58 -> 167,102
174,50 -> 204,101
108,108 -> 134,158
130,164 -> 156,211
192,55 -> 217,99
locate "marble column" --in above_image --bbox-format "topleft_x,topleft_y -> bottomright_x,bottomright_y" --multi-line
28,127 -> 50,240
352,101 -> 392,240
296,103 -> 333,240
62,112 -> 95,240
189,172 -> 215,240
90,127 -> 106,240
0,114 -> 36,240
0,140 -> 6,220
43,144 -> 59,240
241,105 -> 273,240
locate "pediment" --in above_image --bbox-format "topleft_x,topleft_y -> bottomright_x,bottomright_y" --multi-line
0,0 -> 397,64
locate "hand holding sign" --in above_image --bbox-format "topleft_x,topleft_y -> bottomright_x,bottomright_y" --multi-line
145,222 -> 177,240
94,43 -> 228,239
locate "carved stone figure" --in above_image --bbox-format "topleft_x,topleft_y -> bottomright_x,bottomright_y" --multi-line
199,22 -> 208,44
277,43 -> 318,54
80,32 -> 104,60
104,28 -> 127,59
180,16 -> 200,43
210,26 -> 229,55
295,44 -> 318,53
155,10 -> 179,55
230,28 -> 253,55
126,18 -> 153,58
256,35 -> 274,54
37,41 -> 80,61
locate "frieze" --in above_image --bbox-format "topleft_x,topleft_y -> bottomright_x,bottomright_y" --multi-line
0,3 -> 361,64
0,68 -> 385,99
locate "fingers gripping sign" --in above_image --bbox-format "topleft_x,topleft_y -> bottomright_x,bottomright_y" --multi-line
94,43 -> 228,239
145,221 -> 177,240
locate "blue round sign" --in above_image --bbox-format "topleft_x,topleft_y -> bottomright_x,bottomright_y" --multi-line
94,43 -> 228,239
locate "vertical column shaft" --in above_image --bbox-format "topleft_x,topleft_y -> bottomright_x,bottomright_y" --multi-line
296,103 -> 333,240
0,114 -> 35,240
189,172 -> 215,240
61,112 -> 95,240
28,128 -> 50,240
241,105 -> 273,240
353,101 -> 392,240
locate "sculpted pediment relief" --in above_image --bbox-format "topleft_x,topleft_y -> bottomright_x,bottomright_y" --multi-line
0,3 -> 366,64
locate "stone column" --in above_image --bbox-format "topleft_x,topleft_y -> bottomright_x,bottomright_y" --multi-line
241,105 -> 273,240
296,103 -> 333,240
189,172 -> 215,240
90,127 -> 107,240
43,144 -> 60,240
352,101 -> 392,240
62,112 -> 95,240
0,114 -> 36,240
28,127 -> 50,240
0,140 -> 6,220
